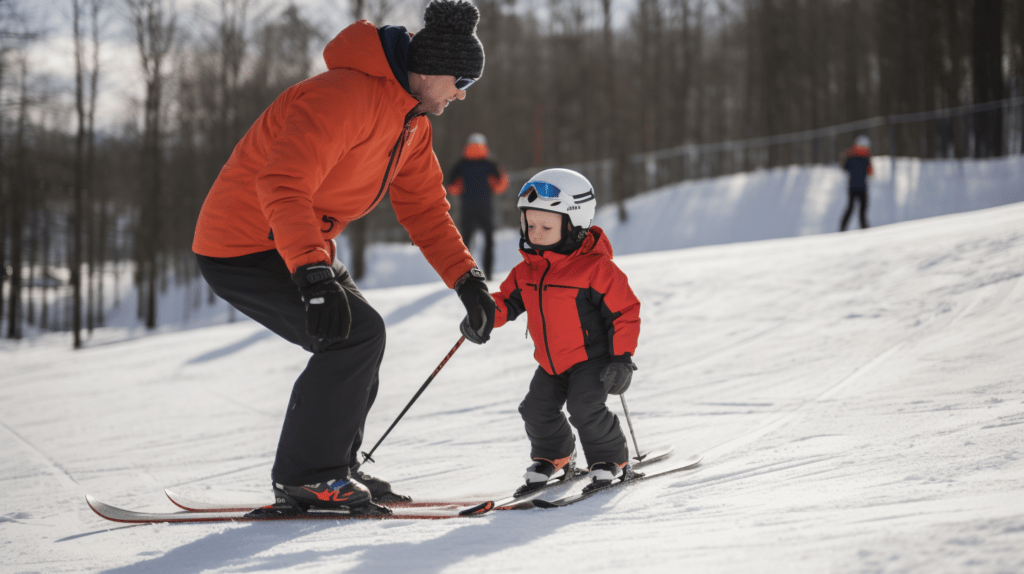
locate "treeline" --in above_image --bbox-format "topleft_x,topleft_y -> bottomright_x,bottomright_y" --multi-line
0,0 -> 1021,344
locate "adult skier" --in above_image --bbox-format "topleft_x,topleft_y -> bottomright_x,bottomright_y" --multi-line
446,133 -> 509,277
192,0 -> 497,515
839,134 -> 874,231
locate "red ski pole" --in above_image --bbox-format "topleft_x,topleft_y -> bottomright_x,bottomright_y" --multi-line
360,336 -> 466,465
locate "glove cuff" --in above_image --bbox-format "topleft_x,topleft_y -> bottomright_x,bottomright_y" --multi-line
610,353 -> 632,364
454,267 -> 486,294
292,263 -> 335,288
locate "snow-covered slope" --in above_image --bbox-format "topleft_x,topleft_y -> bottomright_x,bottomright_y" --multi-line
2,196 -> 1023,572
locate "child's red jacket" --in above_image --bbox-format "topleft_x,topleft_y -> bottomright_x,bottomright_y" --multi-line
492,227 -> 641,376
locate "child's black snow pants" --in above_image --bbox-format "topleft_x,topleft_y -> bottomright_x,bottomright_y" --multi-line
519,359 -> 629,467
196,250 -> 385,487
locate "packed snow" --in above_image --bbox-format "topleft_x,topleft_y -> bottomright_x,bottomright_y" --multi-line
1,157 -> 1023,573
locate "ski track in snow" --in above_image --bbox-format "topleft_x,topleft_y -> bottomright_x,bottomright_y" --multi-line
1,159 -> 1023,573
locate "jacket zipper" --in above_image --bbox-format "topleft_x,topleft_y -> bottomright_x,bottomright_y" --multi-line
359,122 -> 410,219
537,258 -> 558,374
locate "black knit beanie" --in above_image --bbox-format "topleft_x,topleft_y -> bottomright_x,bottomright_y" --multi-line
408,0 -> 485,80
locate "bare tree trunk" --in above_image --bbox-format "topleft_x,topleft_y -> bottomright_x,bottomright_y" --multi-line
25,203 -> 36,326
0,54 -> 7,330
41,207 -> 51,330
973,0 -> 1005,157
126,0 -> 176,330
601,0 -> 627,221
72,0 -> 87,348
348,217 -> 367,280
87,0 -> 102,330
6,59 -> 29,339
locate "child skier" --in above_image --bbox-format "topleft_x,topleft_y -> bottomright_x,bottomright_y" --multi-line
460,168 -> 641,495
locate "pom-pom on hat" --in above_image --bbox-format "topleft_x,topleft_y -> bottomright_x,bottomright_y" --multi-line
408,0 -> 485,80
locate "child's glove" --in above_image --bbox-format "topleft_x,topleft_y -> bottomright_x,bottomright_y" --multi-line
456,268 -> 495,344
600,354 -> 637,395
291,263 -> 351,341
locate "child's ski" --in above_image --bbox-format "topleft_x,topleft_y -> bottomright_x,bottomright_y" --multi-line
530,452 -> 703,509
494,443 -> 677,509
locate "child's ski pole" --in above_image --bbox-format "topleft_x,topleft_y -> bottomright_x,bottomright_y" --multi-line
619,394 -> 647,462
360,336 -> 466,466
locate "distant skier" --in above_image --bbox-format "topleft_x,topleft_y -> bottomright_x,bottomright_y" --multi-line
191,0 -> 496,515
446,133 -> 509,277
839,134 -> 874,231
462,168 -> 641,495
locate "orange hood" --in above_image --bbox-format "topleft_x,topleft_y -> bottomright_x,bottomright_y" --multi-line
324,21 -> 400,79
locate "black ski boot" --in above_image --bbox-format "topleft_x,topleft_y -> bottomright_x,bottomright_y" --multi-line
350,468 -> 412,504
514,450 -> 578,497
267,477 -> 391,516
581,462 -> 634,494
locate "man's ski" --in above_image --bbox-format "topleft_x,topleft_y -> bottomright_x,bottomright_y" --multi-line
162,471 -> 581,514
86,495 -> 493,524
164,489 -> 487,513
530,452 -> 703,509
162,445 -> 676,514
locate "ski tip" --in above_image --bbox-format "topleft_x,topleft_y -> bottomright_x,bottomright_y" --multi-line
458,501 -> 495,516
683,453 -> 704,468
85,494 -> 128,523
163,488 -> 188,510
85,494 -> 107,511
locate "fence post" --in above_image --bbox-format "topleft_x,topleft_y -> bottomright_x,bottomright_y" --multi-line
887,116 -> 897,187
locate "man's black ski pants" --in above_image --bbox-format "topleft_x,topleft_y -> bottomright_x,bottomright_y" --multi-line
196,250 -> 385,486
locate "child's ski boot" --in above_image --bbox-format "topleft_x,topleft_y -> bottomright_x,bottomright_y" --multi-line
514,449 -> 577,497
581,462 -> 634,494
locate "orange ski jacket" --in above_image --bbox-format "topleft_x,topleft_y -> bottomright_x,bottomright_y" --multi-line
192,20 -> 475,287
492,227 -> 641,375
445,142 -> 509,198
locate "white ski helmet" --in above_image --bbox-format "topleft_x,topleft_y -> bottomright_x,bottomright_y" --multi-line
517,168 -> 596,232
854,134 -> 871,148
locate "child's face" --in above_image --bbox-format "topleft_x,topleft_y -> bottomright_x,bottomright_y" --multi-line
524,209 -> 563,247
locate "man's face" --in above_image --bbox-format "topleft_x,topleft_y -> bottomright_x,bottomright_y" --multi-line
524,209 -> 563,247
409,73 -> 467,116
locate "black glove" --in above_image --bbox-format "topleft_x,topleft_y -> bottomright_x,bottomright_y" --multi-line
291,263 -> 351,341
456,268 -> 495,345
600,354 -> 637,395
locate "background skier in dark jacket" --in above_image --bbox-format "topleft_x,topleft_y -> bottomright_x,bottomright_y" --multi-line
446,133 -> 509,277
840,134 -> 874,231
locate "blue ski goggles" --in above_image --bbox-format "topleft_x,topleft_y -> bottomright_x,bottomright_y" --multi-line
519,180 -> 562,200
455,77 -> 476,90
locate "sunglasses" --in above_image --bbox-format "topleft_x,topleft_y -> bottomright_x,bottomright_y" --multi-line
519,181 -> 561,199
454,77 -> 476,90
